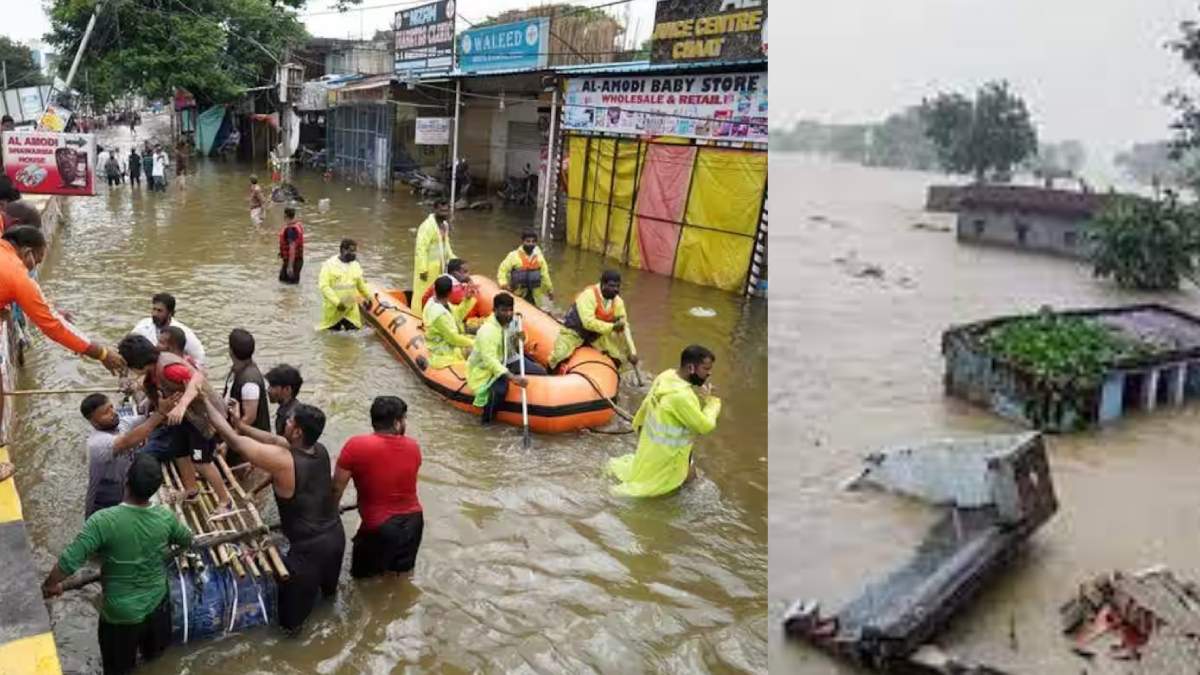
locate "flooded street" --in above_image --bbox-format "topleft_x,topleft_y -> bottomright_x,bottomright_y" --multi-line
769,154 -> 1200,672
11,150 -> 767,673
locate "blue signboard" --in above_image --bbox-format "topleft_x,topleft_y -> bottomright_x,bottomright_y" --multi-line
458,18 -> 550,73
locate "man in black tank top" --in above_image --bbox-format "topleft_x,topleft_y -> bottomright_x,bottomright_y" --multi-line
197,375 -> 345,634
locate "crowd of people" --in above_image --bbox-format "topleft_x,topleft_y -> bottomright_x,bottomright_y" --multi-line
0,165 -> 723,674
97,140 -> 190,192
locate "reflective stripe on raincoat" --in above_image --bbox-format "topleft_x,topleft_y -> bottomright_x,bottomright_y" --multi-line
608,369 -> 721,497
316,255 -> 369,329
466,315 -> 509,407
423,299 -> 473,369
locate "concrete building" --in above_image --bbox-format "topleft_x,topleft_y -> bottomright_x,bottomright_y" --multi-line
949,185 -> 1113,258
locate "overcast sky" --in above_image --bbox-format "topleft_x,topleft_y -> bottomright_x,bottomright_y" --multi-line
2,1 -> 655,52
776,0 -> 1200,167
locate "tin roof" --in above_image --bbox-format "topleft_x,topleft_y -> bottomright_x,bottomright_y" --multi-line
957,185 -> 1112,219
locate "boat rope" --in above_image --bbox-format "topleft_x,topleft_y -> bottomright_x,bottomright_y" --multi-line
564,360 -> 635,423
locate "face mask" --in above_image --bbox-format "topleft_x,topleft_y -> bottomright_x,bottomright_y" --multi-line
686,372 -> 708,386
522,244 -> 536,255
341,252 -> 357,263
601,289 -> 618,300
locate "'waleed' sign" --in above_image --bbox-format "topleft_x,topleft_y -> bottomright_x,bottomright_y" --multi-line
650,0 -> 767,65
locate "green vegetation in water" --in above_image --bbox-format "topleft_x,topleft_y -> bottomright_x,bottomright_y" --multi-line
1089,191 -> 1200,291
982,314 -> 1155,386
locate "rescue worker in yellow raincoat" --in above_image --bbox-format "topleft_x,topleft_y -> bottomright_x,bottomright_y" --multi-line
423,276 -> 474,368
412,201 -> 453,313
466,293 -> 529,424
317,239 -> 370,331
548,270 -> 639,371
498,229 -> 553,308
608,345 -> 722,497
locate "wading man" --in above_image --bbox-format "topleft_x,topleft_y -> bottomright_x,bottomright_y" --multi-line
317,238 -> 369,331
265,363 -> 303,436
412,201 -> 453,313
278,206 -> 303,284
80,393 -> 172,518
43,454 -> 192,675
548,270 -> 639,371
132,292 -> 206,367
333,396 -> 424,578
607,345 -> 722,497
199,382 -> 345,634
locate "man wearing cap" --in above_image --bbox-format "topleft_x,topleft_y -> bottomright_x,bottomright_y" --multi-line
43,454 -> 193,675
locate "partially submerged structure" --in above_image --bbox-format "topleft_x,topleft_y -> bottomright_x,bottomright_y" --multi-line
926,184 -> 1114,258
943,304 -> 1200,431
784,432 -> 1057,673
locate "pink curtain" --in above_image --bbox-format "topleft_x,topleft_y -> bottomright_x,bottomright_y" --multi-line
634,144 -> 697,275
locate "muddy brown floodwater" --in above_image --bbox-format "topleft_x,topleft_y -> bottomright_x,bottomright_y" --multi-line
768,155 -> 1200,673
11,153 -> 767,673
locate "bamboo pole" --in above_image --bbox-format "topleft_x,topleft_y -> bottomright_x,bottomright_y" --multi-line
4,387 -> 123,396
159,464 -> 190,571
217,455 -> 289,581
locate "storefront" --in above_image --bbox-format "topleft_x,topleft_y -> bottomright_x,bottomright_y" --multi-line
557,61 -> 768,296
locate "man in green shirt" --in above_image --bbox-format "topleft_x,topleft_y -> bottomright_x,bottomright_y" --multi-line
43,453 -> 192,675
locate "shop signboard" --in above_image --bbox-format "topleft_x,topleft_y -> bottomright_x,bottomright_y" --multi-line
650,0 -> 767,64
562,71 -> 767,143
394,0 -> 455,74
458,18 -> 549,73
415,117 -> 450,145
2,130 -> 97,196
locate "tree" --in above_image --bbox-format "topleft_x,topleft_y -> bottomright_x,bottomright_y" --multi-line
1113,141 -> 1196,188
46,0 -> 311,108
1088,191 -> 1200,290
1026,139 -> 1087,187
920,81 -> 1038,183
0,36 -> 46,89
867,106 -> 938,170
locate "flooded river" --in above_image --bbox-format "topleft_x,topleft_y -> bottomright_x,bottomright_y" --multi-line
769,155 -> 1200,672
11,150 -> 767,673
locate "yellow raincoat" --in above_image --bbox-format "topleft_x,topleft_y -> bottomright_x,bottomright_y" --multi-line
423,298 -> 473,369
608,369 -> 722,497
548,285 -> 634,369
316,255 -> 370,330
497,246 -> 553,307
466,314 -> 509,407
412,214 -> 454,313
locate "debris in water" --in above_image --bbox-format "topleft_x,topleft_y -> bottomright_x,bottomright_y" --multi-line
912,221 -> 952,233
833,251 -> 886,280
1061,567 -> 1200,672
688,307 -> 717,318
317,198 -> 331,213
785,432 -> 1057,672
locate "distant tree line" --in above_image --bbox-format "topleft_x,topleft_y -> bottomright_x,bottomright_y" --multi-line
770,107 -> 939,170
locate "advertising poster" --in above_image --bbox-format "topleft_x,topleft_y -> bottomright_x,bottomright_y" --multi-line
394,0 -> 455,74
38,104 -> 72,133
415,117 -> 451,145
458,18 -> 549,73
562,71 -> 767,143
2,131 -> 97,196
650,0 -> 767,64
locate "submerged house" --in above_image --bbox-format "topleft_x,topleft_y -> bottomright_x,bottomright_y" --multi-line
930,185 -> 1115,258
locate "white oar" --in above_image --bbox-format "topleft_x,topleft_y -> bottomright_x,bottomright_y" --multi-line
622,327 -> 644,387
517,313 -> 531,449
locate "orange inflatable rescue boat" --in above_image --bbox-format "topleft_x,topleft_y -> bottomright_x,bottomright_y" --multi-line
362,275 -> 619,433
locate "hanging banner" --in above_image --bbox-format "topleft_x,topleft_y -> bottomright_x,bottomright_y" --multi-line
2,131 -> 96,196
394,0 -> 455,75
650,0 -> 767,64
415,117 -> 450,145
562,71 -> 767,143
458,18 -> 549,73
38,104 -> 72,133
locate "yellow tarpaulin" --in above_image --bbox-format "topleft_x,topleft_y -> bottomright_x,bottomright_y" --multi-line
564,133 -> 766,293
676,150 -> 767,291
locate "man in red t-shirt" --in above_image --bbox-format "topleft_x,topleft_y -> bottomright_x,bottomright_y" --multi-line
332,395 -> 423,578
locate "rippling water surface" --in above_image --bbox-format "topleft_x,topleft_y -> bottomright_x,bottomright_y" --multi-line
13,149 -> 767,673
769,155 -> 1200,673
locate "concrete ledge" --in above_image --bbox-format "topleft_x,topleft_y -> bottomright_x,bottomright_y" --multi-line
0,195 -> 63,675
